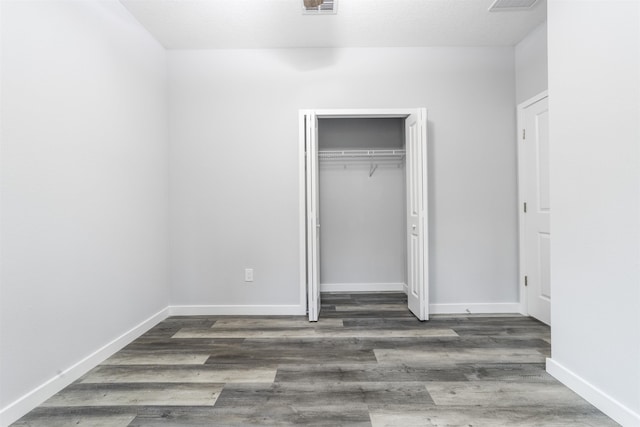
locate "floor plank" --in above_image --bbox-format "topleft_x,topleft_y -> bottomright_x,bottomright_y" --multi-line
102,352 -> 210,365
374,347 -> 546,365
41,383 -> 223,407
79,365 -> 277,384
425,380 -> 598,407
172,327 -> 458,339
370,407 -> 616,427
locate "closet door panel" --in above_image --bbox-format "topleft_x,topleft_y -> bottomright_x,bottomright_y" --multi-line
405,110 -> 428,321
305,112 -> 321,321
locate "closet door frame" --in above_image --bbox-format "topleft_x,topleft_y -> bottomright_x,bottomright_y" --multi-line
298,108 -> 429,320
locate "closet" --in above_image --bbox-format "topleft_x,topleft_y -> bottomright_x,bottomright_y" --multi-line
317,118 -> 407,293
300,109 -> 428,322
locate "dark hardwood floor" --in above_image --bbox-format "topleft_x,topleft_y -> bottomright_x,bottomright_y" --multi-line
12,292 -> 617,426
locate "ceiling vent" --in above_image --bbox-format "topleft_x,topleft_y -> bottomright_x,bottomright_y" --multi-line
303,0 -> 337,15
488,0 -> 539,11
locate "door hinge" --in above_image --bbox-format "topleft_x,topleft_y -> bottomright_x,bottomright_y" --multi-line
522,129 -> 526,140
523,202 -> 527,213
524,276 -> 528,287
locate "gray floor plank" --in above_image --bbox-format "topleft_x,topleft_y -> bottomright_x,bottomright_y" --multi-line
173,327 -> 458,339
275,363 -> 468,383
425,380 -> 599,407
128,406 -> 372,427
374,347 -> 546,365
12,408 -> 138,427
370,407 -> 619,427
41,383 -> 223,407
211,318 -> 344,329
214,382 -> 434,408
80,365 -> 277,384
11,415 -> 136,427
102,352 -> 210,365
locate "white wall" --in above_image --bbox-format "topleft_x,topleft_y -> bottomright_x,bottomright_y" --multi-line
320,166 -> 406,288
0,0 -> 169,421
515,22 -> 548,104
547,1 -> 640,425
168,47 -> 518,309
318,118 -> 406,289
318,118 -> 404,149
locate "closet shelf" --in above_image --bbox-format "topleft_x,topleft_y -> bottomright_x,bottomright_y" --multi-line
318,149 -> 406,161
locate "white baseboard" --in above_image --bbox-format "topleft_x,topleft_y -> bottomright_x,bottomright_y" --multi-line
0,307 -> 169,427
546,358 -> 640,427
169,304 -> 306,316
320,283 -> 405,293
429,302 -> 521,315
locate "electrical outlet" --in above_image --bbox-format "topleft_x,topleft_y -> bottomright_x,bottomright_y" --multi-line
244,268 -> 254,282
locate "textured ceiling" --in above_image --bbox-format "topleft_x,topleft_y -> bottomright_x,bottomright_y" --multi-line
119,0 -> 547,49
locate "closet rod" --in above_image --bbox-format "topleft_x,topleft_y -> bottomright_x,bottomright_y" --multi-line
318,149 -> 405,161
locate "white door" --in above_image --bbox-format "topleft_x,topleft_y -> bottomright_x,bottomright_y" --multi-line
305,112 -> 321,321
520,95 -> 550,325
405,109 -> 429,321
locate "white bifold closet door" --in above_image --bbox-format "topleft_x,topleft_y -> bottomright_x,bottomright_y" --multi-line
305,112 -> 321,322
405,111 -> 428,321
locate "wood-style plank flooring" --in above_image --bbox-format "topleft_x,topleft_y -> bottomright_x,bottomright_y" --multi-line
12,293 -> 618,426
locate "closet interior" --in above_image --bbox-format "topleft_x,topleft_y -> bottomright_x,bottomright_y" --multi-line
317,117 -> 408,293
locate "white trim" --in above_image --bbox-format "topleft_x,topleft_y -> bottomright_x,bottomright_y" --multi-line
418,107 -> 429,320
0,307 -> 169,427
429,302 -> 521,315
169,304 -> 306,316
299,107 -> 428,320
311,108 -> 416,118
298,110 -> 308,313
320,283 -> 405,292
519,90 -> 549,110
546,358 -> 640,427
517,90 -> 548,317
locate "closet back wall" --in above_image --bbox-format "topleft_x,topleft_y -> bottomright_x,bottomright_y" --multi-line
168,47 -> 517,310
318,118 -> 406,291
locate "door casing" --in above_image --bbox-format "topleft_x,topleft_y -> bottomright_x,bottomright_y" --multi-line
299,108 -> 429,320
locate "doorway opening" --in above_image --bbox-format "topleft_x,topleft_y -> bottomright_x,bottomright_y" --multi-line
299,109 -> 428,322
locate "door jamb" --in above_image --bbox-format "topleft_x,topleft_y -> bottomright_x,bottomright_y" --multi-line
298,110 -> 309,312
517,91 -> 549,316
298,108 -> 424,316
